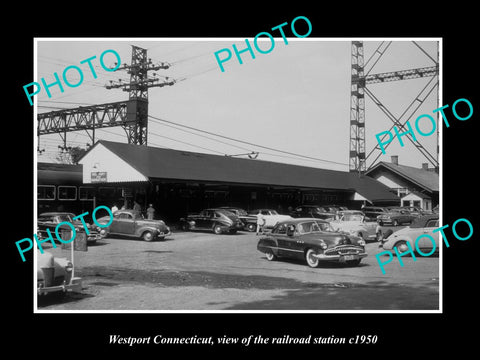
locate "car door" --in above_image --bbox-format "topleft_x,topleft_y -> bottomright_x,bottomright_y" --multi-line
416,218 -> 439,253
199,210 -> 213,229
274,223 -> 295,257
113,212 -> 135,235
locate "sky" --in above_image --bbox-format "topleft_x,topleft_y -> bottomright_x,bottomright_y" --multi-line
34,38 -> 440,172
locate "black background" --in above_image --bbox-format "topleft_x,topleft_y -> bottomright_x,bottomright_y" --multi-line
6,4 -> 477,356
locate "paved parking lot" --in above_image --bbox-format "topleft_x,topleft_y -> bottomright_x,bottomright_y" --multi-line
37,228 -> 440,311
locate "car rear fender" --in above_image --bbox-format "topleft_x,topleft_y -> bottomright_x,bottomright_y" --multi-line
135,225 -> 159,237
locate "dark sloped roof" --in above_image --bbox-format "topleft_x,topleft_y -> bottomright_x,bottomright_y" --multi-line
86,140 -> 398,202
366,161 -> 439,192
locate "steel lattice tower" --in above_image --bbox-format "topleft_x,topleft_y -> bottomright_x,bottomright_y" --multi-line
349,41 -> 366,173
38,45 -> 175,148
349,40 -> 439,174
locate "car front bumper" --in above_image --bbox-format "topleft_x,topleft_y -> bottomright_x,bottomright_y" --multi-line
37,277 -> 82,296
313,245 -> 368,262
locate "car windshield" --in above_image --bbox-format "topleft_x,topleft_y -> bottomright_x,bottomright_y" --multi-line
342,214 -> 364,222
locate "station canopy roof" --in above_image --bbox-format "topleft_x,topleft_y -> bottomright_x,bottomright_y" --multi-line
78,140 -> 399,203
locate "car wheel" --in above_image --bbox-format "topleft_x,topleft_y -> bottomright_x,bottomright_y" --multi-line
394,240 -> 410,255
142,231 -> 154,242
305,248 -> 320,268
393,219 -> 399,226
265,250 -> 277,261
246,223 -> 256,232
213,224 -> 223,235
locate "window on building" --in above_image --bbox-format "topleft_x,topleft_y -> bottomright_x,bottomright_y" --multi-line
38,185 -> 55,200
79,186 -> 95,200
413,200 -> 421,207
58,186 -> 77,200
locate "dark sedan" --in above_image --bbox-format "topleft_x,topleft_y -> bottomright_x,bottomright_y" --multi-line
377,208 -> 417,226
289,205 -> 336,220
218,206 -> 258,232
257,218 -> 367,268
37,212 -> 101,244
179,208 -> 243,234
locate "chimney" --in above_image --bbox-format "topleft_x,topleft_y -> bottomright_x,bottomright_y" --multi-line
422,163 -> 429,170
391,155 -> 398,165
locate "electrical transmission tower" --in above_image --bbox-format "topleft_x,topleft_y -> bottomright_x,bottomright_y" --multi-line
38,45 -> 175,149
349,41 -> 439,174
106,45 -> 175,145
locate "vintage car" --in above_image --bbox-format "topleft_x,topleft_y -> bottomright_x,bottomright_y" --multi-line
218,206 -> 258,232
377,207 -> 417,226
179,208 -> 243,234
289,205 -> 336,221
257,218 -> 367,268
382,214 -> 439,255
248,209 -> 293,228
329,212 -> 381,242
37,212 -> 101,245
97,209 -> 171,241
37,250 -> 82,296
362,206 -> 388,220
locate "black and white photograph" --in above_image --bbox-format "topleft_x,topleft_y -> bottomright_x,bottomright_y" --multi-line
33,38 -> 441,312
7,6 -> 478,356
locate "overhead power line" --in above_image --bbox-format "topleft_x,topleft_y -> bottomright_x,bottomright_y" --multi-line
148,115 -> 348,166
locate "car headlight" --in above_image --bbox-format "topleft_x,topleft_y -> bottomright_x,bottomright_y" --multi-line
358,239 -> 366,246
318,240 -> 328,250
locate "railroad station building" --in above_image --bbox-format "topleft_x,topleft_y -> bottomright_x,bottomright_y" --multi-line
68,140 -> 400,222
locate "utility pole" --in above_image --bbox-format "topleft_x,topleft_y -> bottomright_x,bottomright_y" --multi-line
38,45 -> 176,150
106,45 -> 175,145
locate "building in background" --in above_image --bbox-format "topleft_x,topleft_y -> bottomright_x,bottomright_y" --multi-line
365,155 -> 439,211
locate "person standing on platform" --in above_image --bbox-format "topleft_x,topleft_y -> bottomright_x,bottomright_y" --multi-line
147,204 -> 155,220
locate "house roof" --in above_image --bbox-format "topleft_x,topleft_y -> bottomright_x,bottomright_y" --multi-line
366,161 -> 439,192
80,140 -> 399,203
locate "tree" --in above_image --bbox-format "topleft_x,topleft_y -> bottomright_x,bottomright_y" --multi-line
56,146 -> 87,164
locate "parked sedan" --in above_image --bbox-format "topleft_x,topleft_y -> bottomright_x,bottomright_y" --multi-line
329,212 -> 381,242
257,218 -> 367,268
377,208 -> 417,226
289,205 -> 336,220
382,214 -> 439,255
97,209 -> 171,241
37,250 -> 82,296
218,206 -> 258,232
180,208 -> 243,234
248,209 -> 293,228
37,212 -> 101,244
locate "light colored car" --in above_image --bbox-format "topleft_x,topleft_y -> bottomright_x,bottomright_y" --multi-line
330,212 -> 381,242
248,209 -> 293,228
382,215 -> 439,255
37,251 -> 82,296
